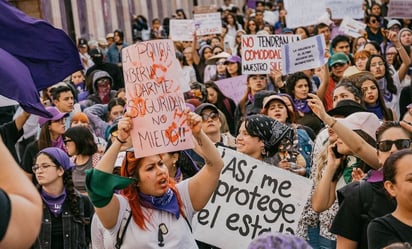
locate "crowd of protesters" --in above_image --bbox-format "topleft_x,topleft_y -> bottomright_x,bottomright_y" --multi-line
1,0 -> 412,248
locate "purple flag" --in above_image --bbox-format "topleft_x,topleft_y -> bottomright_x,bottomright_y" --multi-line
0,0 -> 82,117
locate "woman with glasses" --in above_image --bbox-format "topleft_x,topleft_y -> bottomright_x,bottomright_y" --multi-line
331,121 -> 412,249
245,18 -> 259,35
86,111 -> 224,248
366,30 -> 411,120
308,93 -> 412,249
63,126 -> 100,193
365,14 -> 385,45
367,149 -> 412,248
21,107 -> 68,182
31,147 -> 94,248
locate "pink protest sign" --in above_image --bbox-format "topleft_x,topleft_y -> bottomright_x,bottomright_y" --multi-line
122,39 -> 193,158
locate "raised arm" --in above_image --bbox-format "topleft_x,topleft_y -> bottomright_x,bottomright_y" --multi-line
0,137 -> 42,249
307,93 -> 380,168
87,115 -> 133,229
311,145 -> 341,212
316,54 -> 330,101
388,30 -> 411,81
187,111 -> 224,211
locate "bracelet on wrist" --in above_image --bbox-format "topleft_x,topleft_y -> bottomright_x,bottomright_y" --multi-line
396,46 -> 402,51
116,136 -> 127,144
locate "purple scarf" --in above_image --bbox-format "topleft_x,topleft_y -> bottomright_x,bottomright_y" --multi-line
293,99 -> 311,113
138,188 -> 180,218
41,189 -> 66,217
367,169 -> 384,183
51,136 -> 65,151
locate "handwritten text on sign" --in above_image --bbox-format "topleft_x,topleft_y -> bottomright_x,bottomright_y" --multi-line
193,147 -> 312,249
241,35 -> 300,74
122,39 -> 193,157
282,34 -> 326,75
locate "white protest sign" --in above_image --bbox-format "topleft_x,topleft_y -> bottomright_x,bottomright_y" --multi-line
193,147 -> 312,249
284,0 -> 326,28
339,17 -> 367,38
194,12 -> 222,36
387,0 -> 412,19
170,19 -> 195,41
241,35 -> 300,74
122,39 -> 193,158
215,75 -> 247,104
282,35 -> 327,75
326,0 -> 364,19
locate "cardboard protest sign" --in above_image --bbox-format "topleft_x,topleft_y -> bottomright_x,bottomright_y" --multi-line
326,0 -> 364,19
387,0 -> 412,19
193,147 -> 312,249
241,35 -> 300,74
339,17 -> 367,38
170,19 -> 195,41
194,12 -> 222,36
282,35 -> 326,75
122,39 -> 193,158
284,0 -> 326,28
215,75 -> 247,104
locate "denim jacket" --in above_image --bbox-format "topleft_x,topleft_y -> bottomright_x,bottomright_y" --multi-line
32,192 -> 93,249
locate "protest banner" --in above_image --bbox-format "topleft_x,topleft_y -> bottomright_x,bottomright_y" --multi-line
194,12 -> 222,36
387,0 -> 412,19
122,39 -> 193,158
241,35 -> 300,74
215,75 -> 247,104
284,0 -> 326,28
339,16 -> 367,38
193,147 -> 312,249
169,19 -> 195,41
282,35 -> 326,75
326,0 -> 364,19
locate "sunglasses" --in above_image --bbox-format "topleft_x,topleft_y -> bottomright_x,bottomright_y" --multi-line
370,19 -> 379,24
332,63 -> 346,68
214,51 -> 223,55
377,139 -> 411,152
201,112 -> 219,122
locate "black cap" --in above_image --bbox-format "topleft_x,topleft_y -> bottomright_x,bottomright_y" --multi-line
194,103 -> 218,115
89,48 -> 103,58
78,38 -> 88,48
327,100 -> 366,117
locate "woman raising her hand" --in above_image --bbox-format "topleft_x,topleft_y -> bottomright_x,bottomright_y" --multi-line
86,110 -> 224,248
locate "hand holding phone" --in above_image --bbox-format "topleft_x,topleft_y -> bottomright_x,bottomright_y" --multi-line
332,144 -> 343,158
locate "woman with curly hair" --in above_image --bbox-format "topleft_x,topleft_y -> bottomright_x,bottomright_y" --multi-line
31,147 -> 94,248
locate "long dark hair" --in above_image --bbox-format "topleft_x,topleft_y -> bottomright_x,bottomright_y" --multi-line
366,54 -> 397,95
36,152 -> 89,225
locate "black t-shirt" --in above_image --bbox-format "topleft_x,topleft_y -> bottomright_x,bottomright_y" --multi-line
330,181 -> 396,249
0,189 -> 11,241
367,214 -> 412,249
